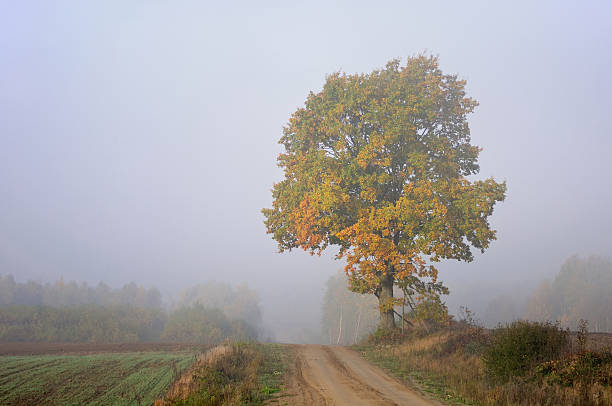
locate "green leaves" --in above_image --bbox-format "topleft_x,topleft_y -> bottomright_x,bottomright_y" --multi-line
264,55 -> 505,319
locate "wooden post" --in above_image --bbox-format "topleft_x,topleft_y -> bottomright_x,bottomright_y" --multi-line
402,289 -> 405,334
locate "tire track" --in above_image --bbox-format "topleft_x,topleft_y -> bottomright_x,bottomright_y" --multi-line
279,345 -> 439,406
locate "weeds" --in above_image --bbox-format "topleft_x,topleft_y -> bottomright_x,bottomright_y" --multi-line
165,342 -> 287,406
357,320 -> 612,406
536,350 -> 612,386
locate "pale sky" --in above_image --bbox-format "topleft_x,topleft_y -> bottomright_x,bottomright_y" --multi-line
1,1 -> 611,341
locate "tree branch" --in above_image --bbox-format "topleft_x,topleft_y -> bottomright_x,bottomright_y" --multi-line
393,309 -> 414,327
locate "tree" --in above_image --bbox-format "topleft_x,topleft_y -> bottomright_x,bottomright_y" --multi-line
263,55 -> 506,330
524,280 -> 553,322
321,270 -> 379,345
175,281 -> 263,331
396,275 -> 450,331
524,256 -> 612,332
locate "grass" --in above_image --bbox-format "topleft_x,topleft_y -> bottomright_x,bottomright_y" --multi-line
0,342 -> 291,406
0,351 -> 198,405
163,342 -> 290,406
256,343 -> 290,398
356,327 -> 612,406
356,332 -> 481,405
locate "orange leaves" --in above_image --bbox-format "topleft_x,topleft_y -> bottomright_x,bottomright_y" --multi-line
289,198 -> 325,254
335,201 -> 438,292
263,55 -> 506,304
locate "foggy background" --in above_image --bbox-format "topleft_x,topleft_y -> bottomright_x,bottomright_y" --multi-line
1,1 -> 611,342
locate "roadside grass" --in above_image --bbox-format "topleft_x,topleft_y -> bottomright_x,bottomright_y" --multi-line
257,343 -> 290,399
164,342 -> 289,406
356,327 -> 612,406
356,332 -> 480,405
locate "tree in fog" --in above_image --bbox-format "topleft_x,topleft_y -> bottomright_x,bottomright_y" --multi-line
322,270 -> 379,345
175,281 -> 262,329
524,281 -> 554,322
264,55 -> 505,330
483,294 -> 521,326
161,304 -> 256,344
525,256 -> 612,332
0,275 -> 163,309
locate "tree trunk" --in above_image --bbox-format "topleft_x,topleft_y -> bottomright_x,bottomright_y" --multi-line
378,274 -> 396,330
336,303 -> 343,345
401,290 -> 405,334
354,307 -> 361,344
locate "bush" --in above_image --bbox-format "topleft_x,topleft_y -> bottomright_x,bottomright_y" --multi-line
440,326 -> 490,356
367,327 -> 405,345
536,350 -> 612,386
483,320 -> 569,382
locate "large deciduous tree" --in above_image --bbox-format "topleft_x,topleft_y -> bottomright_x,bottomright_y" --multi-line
263,56 -> 506,330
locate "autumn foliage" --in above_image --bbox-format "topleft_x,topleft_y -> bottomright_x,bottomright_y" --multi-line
263,55 -> 506,329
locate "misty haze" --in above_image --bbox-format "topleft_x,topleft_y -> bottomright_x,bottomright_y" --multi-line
1,2 -> 611,405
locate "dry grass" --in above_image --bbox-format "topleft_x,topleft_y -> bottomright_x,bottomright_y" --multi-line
358,329 -> 612,406
155,342 -> 288,406
155,345 -> 230,405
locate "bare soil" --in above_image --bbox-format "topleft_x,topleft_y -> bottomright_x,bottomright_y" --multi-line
0,342 -> 210,355
269,345 -> 440,406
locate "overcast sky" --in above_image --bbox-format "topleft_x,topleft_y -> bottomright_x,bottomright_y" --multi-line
1,1 -> 611,341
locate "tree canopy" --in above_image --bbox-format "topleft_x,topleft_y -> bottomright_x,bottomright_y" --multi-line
263,55 -> 506,329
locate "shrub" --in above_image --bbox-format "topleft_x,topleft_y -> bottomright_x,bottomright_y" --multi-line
440,327 -> 490,357
367,326 -> 405,345
483,320 -> 569,382
536,349 -> 612,386
439,309 -> 490,356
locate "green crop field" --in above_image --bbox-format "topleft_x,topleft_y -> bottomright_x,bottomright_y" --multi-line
0,351 -> 198,406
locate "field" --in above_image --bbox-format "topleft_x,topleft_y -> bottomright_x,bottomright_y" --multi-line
0,343 -> 209,406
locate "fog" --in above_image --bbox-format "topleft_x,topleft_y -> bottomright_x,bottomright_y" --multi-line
1,1 -> 611,342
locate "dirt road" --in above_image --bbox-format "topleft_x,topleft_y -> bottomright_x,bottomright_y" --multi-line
273,345 -> 438,406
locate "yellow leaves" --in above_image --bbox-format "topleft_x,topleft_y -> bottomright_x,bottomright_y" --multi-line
289,198 -> 325,254
379,297 -> 396,312
359,187 -> 377,203
335,207 -> 428,285
264,55 -> 506,301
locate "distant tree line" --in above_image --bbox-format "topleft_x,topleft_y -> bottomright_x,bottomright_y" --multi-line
0,276 -> 261,343
161,305 -> 256,344
175,282 -> 262,329
525,255 -> 612,332
0,305 -> 167,342
479,256 -> 612,332
0,275 -> 162,309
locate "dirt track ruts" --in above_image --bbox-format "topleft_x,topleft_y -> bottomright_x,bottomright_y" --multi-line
273,345 -> 438,406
